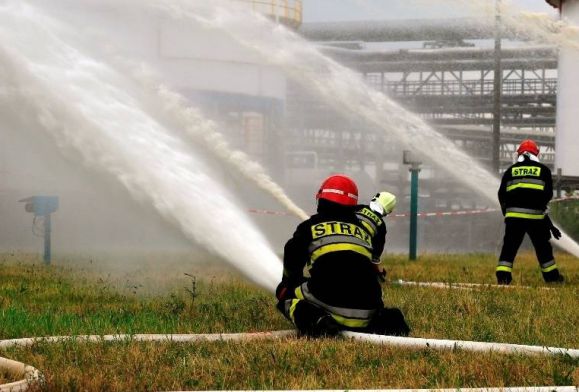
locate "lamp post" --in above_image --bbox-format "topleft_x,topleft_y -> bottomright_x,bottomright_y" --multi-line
19,196 -> 59,265
403,151 -> 422,261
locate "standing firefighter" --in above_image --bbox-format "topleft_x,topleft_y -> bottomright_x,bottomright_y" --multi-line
356,191 -> 398,282
275,175 -> 409,337
497,139 -> 564,284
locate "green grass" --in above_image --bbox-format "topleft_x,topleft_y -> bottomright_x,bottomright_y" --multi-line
0,252 -> 577,390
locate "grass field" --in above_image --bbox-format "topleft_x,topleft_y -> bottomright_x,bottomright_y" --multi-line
0,251 -> 577,391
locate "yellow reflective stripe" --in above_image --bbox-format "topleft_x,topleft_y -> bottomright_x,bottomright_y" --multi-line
506,183 -> 545,192
359,207 -> 383,226
288,299 -> 300,322
294,286 -> 304,300
311,243 -> 372,262
505,212 -> 545,220
496,265 -> 513,272
330,314 -> 370,328
541,264 -> 558,273
360,220 -> 376,237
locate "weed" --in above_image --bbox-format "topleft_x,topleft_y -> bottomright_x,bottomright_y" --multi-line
162,294 -> 186,317
183,273 -> 198,303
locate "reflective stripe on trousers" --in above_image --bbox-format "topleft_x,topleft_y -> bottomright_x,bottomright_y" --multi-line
297,283 -> 376,328
505,207 -> 545,220
496,260 -> 513,272
540,259 -> 558,273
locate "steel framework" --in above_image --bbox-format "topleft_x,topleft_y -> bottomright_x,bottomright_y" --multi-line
286,20 -> 561,184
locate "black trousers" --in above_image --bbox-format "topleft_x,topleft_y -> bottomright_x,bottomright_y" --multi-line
498,218 -> 560,283
276,298 -> 410,337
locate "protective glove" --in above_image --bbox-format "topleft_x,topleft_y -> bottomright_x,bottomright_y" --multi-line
372,264 -> 387,283
275,282 -> 289,301
550,225 -> 562,240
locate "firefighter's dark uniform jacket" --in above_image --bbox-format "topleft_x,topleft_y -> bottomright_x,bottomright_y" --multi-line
498,155 -> 552,220
279,200 -> 383,329
496,155 -> 561,281
355,204 -> 387,263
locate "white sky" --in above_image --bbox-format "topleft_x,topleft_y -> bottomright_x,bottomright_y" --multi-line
302,0 -> 556,22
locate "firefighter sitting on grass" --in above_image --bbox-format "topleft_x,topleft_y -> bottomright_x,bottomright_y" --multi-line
275,174 -> 409,337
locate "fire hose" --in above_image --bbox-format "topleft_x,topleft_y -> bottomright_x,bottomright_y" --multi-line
1,330 -> 577,391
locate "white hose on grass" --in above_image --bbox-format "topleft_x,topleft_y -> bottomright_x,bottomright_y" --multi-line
392,280 -> 555,290
0,356 -> 40,392
0,331 -> 295,390
1,330 -> 577,391
191,388 -> 578,392
342,331 -> 579,358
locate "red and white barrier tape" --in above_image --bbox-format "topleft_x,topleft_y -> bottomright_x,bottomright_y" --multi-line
388,208 -> 499,219
552,195 -> 579,203
248,208 -> 296,217
248,195 -> 578,218
248,208 -> 500,218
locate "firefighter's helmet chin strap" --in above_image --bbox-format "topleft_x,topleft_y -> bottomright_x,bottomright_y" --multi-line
517,152 -> 540,163
369,200 -> 384,216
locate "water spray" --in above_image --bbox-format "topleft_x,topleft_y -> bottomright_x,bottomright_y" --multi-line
129,67 -> 309,221
151,0 -> 579,259
0,2 -> 282,292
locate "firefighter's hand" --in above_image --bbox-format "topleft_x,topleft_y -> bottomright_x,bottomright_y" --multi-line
550,225 -> 562,240
275,282 -> 289,301
373,264 -> 387,283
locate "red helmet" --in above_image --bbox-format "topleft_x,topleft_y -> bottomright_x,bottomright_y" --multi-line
517,139 -> 540,156
316,174 -> 358,206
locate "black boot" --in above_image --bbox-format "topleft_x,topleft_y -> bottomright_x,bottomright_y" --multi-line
543,270 -> 564,284
292,301 -> 341,338
310,314 -> 341,337
496,271 -> 512,285
368,307 -> 410,336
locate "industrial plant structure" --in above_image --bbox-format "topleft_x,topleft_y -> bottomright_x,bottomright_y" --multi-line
1,0 -> 577,254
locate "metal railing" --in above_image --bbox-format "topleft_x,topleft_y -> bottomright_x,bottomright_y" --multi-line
238,0 -> 302,28
380,78 -> 558,97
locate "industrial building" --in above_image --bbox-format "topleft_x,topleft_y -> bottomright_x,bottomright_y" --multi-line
1,0 -> 576,255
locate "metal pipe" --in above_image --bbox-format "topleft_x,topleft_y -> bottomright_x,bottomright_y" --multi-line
300,18 -> 508,42
492,0 -> 502,174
